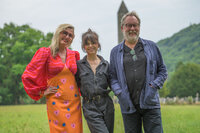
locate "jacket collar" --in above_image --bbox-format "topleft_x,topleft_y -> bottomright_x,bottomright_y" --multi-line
119,37 -> 147,52
79,55 -> 106,65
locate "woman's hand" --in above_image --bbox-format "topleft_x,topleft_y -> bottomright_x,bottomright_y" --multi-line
44,86 -> 58,96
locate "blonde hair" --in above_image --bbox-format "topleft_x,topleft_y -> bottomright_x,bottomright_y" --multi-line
49,24 -> 74,58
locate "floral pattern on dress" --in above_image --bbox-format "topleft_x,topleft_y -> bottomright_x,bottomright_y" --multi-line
64,100 -> 69,105
55,92 -> 61,97
22,48 -> 82,133
54,110 -> 59,116
70,85 -> 74,90
53,120 -> 58,126
77,104 -> 80,110
61,78 -> 67,84
71,123 -> 75,128
66,113 -> 71,119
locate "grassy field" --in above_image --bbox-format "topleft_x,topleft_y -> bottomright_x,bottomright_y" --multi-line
0,104 -> 200,133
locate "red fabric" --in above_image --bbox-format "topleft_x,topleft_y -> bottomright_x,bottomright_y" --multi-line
74,51 -> 81,96
75,51 -> 80,60
22,47 -> 80,101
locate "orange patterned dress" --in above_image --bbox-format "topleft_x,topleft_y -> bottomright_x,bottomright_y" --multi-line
22,47 -> 83,133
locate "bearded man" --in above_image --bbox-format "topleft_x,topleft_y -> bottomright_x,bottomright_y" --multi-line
109,11 -> 168,133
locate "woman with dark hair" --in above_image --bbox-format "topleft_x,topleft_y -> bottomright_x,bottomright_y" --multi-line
22,24 -> 83,133
76,29 -> 114,133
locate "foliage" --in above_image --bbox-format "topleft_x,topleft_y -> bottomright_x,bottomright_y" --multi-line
157,23 -> 200,73
159,81 -> 170,97
0,22 -> 53,105
167,62 -> 200,97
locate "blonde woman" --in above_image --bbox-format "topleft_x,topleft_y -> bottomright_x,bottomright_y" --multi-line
22,24 -> 83,133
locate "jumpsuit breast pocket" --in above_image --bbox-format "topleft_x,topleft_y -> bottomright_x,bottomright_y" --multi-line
79,72 -> 90,92
80,72 -> 90,84
96,71 -> 108,87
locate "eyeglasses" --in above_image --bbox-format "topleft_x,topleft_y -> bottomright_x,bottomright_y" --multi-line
61,31 -> 73,38
130,49 -> 137,61
124,23 -> 139,29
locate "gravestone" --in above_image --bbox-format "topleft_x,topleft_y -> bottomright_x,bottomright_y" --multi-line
195,93 -> 199,103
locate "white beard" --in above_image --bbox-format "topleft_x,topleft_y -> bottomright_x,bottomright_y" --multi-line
123,31 -> 139,44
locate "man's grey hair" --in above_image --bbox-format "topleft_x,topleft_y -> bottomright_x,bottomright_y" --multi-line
121,11 -> 141,26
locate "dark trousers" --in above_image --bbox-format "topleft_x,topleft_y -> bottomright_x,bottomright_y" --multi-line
122,105 -> 163,133
82,96 -> 114,133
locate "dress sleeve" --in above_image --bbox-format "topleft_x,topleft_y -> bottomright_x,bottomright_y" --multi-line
21,47 -> 50,101
75,51 -> 80,61
74,51 -> 81,95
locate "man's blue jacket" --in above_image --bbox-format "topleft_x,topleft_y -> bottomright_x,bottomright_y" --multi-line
109,38 -> 168,114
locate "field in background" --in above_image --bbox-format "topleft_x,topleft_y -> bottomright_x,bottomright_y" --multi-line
0,104 -> 200,133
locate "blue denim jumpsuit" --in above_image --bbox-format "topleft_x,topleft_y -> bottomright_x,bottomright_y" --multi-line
76,55 -> 114,133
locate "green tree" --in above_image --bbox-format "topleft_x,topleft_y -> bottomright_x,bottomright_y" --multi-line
0,22 -> 53,105
158,23 -> 200,74
167,62 -> 200,97
159,81 -> 170,97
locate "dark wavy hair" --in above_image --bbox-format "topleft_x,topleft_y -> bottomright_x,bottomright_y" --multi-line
81,28 -> 101,52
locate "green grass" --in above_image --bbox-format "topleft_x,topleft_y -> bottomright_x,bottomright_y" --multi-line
0,104 -> 200,133
161,105 -> 200,133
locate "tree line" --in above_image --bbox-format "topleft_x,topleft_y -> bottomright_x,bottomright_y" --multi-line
0,23 -> 200,105
159,62 -> 200,98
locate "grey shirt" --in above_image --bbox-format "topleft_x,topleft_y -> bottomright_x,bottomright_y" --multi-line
123,40 -> 146,105
76,55 -> 110,99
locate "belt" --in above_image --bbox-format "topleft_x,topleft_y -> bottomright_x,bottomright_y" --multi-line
83,94 -> 107,103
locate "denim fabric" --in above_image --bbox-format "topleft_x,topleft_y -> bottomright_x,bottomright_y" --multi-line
76,55 -> 114,133
109,38 -> 168,113
122,106 -> 163,133
76,55 -> 110,99
82,96 -> 114,133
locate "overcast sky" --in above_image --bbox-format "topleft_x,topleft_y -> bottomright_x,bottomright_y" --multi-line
1,0 -> 200,61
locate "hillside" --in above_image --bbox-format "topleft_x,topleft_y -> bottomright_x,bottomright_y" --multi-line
157,23 -> 200,73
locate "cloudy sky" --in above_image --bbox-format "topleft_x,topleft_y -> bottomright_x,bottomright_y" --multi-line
1,0 -> 200,61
